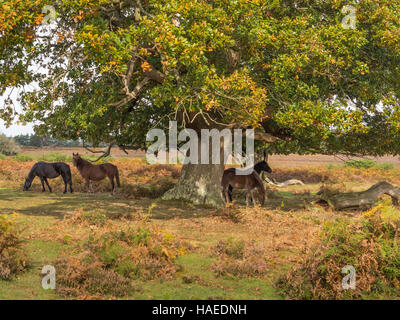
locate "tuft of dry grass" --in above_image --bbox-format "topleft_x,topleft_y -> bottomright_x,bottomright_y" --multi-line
276,204 -> 400,300
54,224 -> 190,299
212,238 -> 269,278
0,215 -> 30,280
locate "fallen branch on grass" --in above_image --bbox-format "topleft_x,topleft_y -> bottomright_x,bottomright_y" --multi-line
263,176 -> 305,187
318,181 -> 400,210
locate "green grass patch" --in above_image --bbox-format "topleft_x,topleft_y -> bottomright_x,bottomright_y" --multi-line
13,154 -> 34,162
37,152 -> 72,162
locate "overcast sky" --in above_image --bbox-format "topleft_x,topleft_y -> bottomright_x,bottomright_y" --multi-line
0,87 -> 35,137
0,121 -> 34,137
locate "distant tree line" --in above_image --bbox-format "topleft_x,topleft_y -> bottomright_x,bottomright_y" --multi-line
12,134 -> 107,148
13,134 -> 81,147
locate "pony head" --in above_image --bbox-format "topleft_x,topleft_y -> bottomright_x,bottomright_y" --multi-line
23,178 -> 32,191
262,151 -> 272,173
256,151 -> 272,173
72,152 -> 80,167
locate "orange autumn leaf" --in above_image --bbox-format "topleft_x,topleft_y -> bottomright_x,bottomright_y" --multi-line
141,61 -> 152,72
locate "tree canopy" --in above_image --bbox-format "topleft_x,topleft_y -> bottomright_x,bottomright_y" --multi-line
1,0 -> 400,158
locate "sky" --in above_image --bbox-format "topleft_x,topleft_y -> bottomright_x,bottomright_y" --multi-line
0,85 -> 36,137
0,120 -> 34,137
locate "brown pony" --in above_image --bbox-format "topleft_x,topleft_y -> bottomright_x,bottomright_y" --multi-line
221,168 -> 265,206
72,153 -> 120,194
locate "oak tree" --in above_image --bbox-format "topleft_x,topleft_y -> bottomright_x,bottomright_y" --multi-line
2,0 -> 400,206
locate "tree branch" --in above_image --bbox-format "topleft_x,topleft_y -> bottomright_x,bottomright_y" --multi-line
109,76 -> 151,107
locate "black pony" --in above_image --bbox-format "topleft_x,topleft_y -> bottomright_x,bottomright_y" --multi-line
23,162 -> 73,193
227,151 -> 272,202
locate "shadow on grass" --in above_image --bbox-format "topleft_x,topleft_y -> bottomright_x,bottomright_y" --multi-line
229,189 -> 311,211
0,188 -> 137,219
0,187 -> 216,220
0,186 -> 314,221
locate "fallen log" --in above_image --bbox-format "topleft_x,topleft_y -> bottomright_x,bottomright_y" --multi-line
263,176 -> 305,187
319,181 -> 400,210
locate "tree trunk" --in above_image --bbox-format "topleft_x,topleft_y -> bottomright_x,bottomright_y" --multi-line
320,181 -> 400,210
162,162 -> 225,207
162,113 -> 228,207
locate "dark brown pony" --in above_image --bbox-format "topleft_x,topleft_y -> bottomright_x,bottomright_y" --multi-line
221,168 -> 265,206
72,153 -> 120,194
227,152 -> 272,202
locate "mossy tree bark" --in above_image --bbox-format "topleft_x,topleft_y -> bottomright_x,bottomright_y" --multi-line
162,113 -> 226,207
162,161 -> 225,207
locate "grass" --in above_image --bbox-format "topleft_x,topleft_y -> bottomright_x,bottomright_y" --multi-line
9,152 -> 114,163
0,188 -> 286,299
0,157 -> 400,299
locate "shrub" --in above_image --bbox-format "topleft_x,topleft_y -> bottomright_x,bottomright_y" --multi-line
0,134 -> 20,156
212,238 -> 269,278
0,215 -> 30,280
0,154 -> 6,160
344,159 -> 376,169
276,204 -> 400,299
55,225 -> 188,298
55,257 -> 133,299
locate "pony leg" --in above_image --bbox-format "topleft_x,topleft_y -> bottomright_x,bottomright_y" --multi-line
67,175 -> 73,193
40,177 -> 46,192
89,181 -> 94,193
43,177 -> 52,193
64,169 -> 73,193
228,185 -> 233,202
250,189 -> 256,206
246,190 -> 250,206
108,175 -> 115,195
223,189 -> 229,204
85,179 -> 91,193
221,186 -> 228,204
61,173 -> 68,193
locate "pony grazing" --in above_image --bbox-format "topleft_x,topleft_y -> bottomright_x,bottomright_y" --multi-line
23,162 -> 73,193
72,153 -> 120,194
227,151 -> 272,202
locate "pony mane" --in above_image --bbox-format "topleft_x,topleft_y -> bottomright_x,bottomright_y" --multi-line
27,163 -> 39,180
